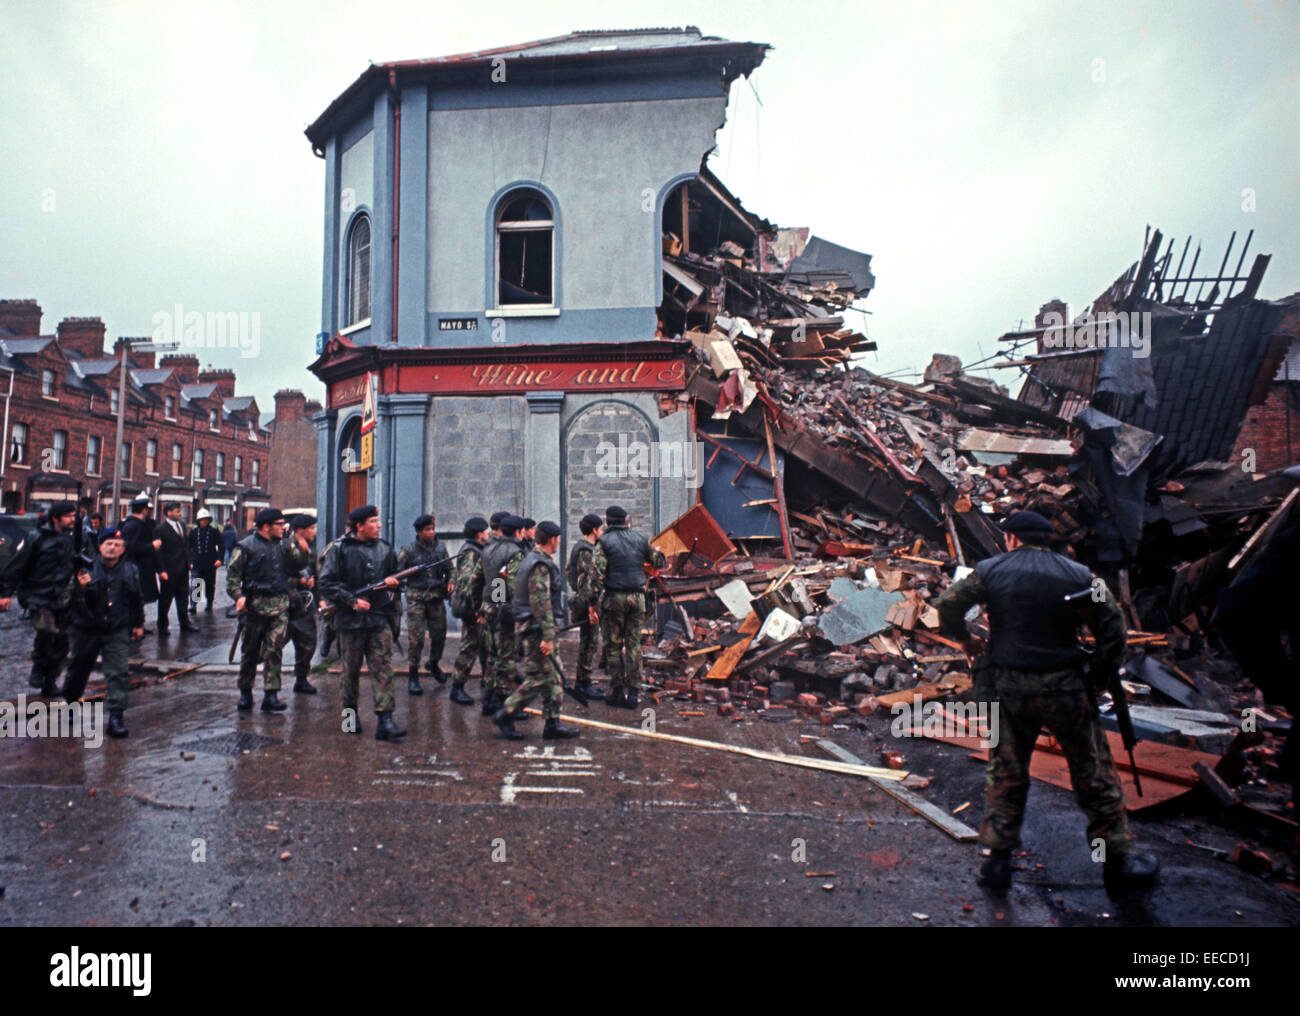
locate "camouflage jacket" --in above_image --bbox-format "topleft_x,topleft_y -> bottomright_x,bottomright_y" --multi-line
566,540 -> 601,614
592,540 -> 665,600
226,533 -> 292,614
524,551 -> 561,642
453,544 -> 485,614
398,537 -> 450,599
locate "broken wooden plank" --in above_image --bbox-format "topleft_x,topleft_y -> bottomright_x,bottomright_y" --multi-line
705,611 -> 761,682
816,739 -> 979,842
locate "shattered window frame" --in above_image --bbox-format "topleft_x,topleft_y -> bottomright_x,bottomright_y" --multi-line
494,189 -> 555,309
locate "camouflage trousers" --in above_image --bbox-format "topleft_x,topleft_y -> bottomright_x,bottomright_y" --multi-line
338,625 -> 396,714
452,614 -> 486,687
503,628 -> 563,721
981,689 -> 1133,857
29,607 -> 71,683
483,605 -> 518,696
64,628 -> 131,712
406,594 -> 447,669
601,591 -> 646,691
287,598 -> 318,679
238,606 -> 288,693
575,618 -> 601,682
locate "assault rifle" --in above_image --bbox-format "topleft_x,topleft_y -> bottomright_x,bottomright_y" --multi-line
317,556 -> 454,619
1065,587 -> 1142,796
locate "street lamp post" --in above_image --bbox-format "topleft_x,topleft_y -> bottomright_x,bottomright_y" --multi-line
109,339 -> 177,523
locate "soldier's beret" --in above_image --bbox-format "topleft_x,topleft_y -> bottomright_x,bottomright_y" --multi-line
255,507 -> 285,527
49,501 -> 77,518
348,504 -> 378,524
605,505 -> 627,523
579,513 -> 603,535
463,516 -> 489,536
489,511 -> 509,528
99,526 -> 126,541
999,510 -> 1054,535
536,520 -> 562,541
500,515 -> 522,535
412,513 -> 435,531
521,517 -> 536,529
290,513 -> 316,530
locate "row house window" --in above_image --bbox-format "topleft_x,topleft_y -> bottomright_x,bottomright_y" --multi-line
172,443 -> 183,478
86,435 -> 101,475
216,451 -> 225,483
234,455 -> 242,484
250,459 -> 260,487
209,409 -> 219,431
110,388 -> 119,414
165,395 -> 176,419
9,422 -> 28,465
193,448 -> 204,481
42,369 -> 56,397
120,441 -> 132,478
146,439 -> 157,474
51,429 -> 68,470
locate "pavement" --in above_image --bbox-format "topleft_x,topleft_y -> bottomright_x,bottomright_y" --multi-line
1,590 -> 1297,927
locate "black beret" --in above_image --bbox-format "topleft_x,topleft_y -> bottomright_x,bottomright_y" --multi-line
606,505 -> 627,523
500,515 -> 522,536
348,504 -> 379,524
463,516 -> 489,536
49,501 -> 77,518
579,513 -> 603,535
490,511 -> 509,528
255,507 -> 285,527
99,525 -> 126,541
521,517 -> 536,529
536,520 -> 562,541
413,513 -> 435,531
999,510 -> 1054,535
290,513 -> 317,530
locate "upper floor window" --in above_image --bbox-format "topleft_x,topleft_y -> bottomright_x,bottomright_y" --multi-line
165,395 -> 176,419
119,440 -> 132,478
51,430 -> 68,470
193,447 -> 205,482
234,455 -> 243,484
86,435 -> 101,475
346,214 -> 371,326
10,422 -> 28,465
496,189 -> 554,307
145,439 -> 158,474
209,409 -> 219,430
250,458 -> 260,487
42,369 -> 56,397
109,388 -> 119,414
172,442 -> 183,478
215,451 -> 225,483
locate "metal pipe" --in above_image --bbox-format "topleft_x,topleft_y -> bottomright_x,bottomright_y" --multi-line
110,340 -> 129,523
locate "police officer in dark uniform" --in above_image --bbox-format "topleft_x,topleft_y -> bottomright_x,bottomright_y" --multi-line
935,510 -> 1159,890
0,501 -> 79,695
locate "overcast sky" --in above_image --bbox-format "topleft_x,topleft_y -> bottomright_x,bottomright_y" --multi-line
2,0 -> 1296,408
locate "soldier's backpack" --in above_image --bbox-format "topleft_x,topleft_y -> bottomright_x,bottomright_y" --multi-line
565,541 -> 590,593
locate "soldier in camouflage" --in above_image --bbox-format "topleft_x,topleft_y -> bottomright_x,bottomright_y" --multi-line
398,513 -> 451,695
494,521 -> 580,741
594,505 -> 665,709
479,514 -> 527,716
318,504 -> 406,740
566,513 -> 606,701
285,514 -> 319,695
447,516 -> 490,706
227,508 -> 298,713
935,510 -> 1159,890
0,501 -> 78,696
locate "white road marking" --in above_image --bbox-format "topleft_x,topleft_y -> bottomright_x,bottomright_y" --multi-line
499,772 -> 586,804
726,790 -> 750,814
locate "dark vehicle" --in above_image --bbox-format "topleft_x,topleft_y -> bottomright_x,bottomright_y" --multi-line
0,514 -> 41,574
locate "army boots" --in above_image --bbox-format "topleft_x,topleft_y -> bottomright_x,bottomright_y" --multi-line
408,665 -> 423,695
542,718 -> 581,740
261,690 -> 287,713
375,712 -> 407,741
449,684 -> 475,706
237,689 -> 254,711
493,708 -> 523,740
978,849 -> 1012,890
1104,851 -> 1160,888
106,710 -> 129,739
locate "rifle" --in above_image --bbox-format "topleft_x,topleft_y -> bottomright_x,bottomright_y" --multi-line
317,556 -> 454,618
548,649 -> 589,708
228,612 -> 246,664
1065,587 -> 1142,796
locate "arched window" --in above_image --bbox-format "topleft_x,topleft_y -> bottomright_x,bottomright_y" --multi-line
346,214 -> 371,326
495,189 -> 554,306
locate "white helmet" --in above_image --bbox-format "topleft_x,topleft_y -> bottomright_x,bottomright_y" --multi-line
195,508 -> 213,521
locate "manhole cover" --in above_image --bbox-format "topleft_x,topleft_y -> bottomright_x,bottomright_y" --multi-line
177,731 -> 284,756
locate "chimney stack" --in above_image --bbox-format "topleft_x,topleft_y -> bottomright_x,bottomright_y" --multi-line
56,317 -> 108,359
0,299 -> 42,337
198,368 -> 237,398
160,353 -> 200,384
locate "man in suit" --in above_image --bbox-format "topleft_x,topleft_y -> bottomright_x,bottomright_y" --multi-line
120,496 -> 159,636
155,503 -> 198,635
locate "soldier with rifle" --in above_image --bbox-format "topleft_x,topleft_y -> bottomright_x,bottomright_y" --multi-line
935,510 -> 1159,891
479,514 -> 527,717
227,508 -> 298,713
593,505 -> 665,710
285,514 -> 320,695
447,516 -> 491,706
398,513 -> 451,695
318,504 -> 405,740
0,500 -> 79,695
493,521 -> 581,741
566,513 -> 606,701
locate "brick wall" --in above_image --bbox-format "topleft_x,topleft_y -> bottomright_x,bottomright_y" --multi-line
268,390 -> 319,509
1232,382 -> 1300,472
563,400 -> 655,536
427,396 -> 525,523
